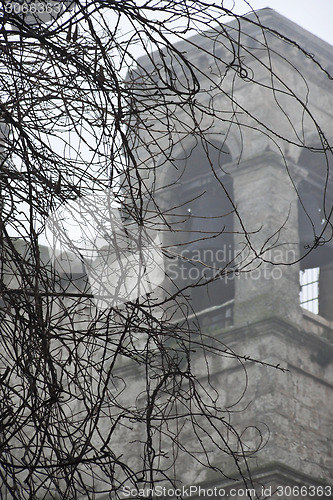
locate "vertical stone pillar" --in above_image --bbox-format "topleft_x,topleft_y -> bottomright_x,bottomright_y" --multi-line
319,262 -> 333,321
232,152 -> 302,326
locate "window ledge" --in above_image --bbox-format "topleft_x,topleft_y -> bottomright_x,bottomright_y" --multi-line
302,307 -> 333,330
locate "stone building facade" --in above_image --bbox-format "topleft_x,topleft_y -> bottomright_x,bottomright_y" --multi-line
122,7 -> 333,499
1,7 -> 333,500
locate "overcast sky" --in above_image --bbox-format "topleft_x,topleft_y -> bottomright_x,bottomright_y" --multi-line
236,0 -> 333,45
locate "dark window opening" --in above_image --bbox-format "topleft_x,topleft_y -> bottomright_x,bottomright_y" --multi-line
177,139 -> 232,182
175,141 -> 235,325
298,180 -> 332,270
298,149 -> 333,320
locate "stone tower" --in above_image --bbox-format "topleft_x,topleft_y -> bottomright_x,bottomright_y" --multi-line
1,7 -> 332,499
128,7 -> 333,498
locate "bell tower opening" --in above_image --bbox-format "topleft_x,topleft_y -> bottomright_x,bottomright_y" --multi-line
174,140 -> 235,326
298,149 -> 333,320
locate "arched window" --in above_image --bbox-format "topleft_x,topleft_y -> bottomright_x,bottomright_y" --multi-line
174,140 -> 235,325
